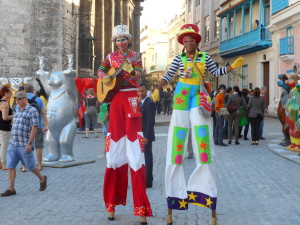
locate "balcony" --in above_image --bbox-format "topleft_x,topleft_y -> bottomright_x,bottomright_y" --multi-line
219,27 -> 272,58
280,37 -> 294,55
272,0 -> 289,14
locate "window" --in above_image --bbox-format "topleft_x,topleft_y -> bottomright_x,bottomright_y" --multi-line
188,0 -> 192,12
242,65 -> 248,88
244,6 -> 250,33
287,26 -> 294,54
197,0 -> 200,6
214,10 -> 220,40
229,15 -> 234,38
205,16 -> 210,43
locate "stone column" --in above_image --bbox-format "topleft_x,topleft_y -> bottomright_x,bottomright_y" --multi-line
199,0 -> 205,47
103,0 -> 113,57
131,1 -> 143,52
94,0 -> 103,72
114,0 -> 122,26
122,0 -> 129,25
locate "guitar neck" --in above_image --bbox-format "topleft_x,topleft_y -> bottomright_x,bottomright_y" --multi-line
111,67 -> 124,79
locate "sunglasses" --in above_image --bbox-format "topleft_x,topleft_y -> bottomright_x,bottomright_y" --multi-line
115,38 -> 127,43
15,97 -> 25,100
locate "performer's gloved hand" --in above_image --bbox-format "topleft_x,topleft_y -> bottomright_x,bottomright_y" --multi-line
231,57 -> 245,69
123,62 -> 134,74
198,84 -> 212,118
103,74 -> 112,86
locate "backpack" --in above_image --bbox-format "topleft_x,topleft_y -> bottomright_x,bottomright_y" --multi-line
28,96 -> 40,113
163,91 -> 171,101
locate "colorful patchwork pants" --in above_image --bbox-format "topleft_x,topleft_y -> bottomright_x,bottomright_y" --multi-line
103,90 -> 153,217
165,82 -> 217,210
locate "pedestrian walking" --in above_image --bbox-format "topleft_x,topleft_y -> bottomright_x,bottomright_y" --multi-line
259,86 -> 268,140
248,87 -> 265,145
83,88 -> 99,138
97,24 -> 152,224
158,23 -> 244,225
152,86 -> 161,115
1,91 -> 47,197
138,85 -> 156,188
163,88 -> 172,115
24,84 -> 48,171
227,86 -> 246,145
0,87 -> 13,170
214,84 -> 228,146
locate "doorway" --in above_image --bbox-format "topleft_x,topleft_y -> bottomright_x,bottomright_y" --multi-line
262,61 -> 269,107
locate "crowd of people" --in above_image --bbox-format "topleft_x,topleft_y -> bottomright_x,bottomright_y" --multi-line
211,85 -> 268,146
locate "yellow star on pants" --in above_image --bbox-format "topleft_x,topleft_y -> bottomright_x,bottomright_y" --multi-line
205,197 -> 213,207
188,192 -> 198,201
179,199 -> 188,209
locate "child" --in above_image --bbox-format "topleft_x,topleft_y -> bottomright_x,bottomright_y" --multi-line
98,103 -> 110,159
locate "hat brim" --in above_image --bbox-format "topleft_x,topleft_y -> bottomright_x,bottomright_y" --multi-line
177,32 -> 201,45
112,34 -> 132,42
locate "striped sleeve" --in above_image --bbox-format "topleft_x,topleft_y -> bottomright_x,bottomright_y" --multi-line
97,55 -> 111,78
206,53 -> 227,77
162,55 -> 181,83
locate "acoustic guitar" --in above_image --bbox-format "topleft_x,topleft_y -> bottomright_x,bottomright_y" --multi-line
97,56 -> 139,103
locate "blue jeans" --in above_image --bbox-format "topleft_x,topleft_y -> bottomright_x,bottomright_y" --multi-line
259,118 -> 264,138
214,114 -> 225,144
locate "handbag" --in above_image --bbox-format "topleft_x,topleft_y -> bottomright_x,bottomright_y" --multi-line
227,101 -> 238,113
219,108 -> 230,116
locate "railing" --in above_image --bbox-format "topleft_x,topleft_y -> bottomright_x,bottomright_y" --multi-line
220,27 -> 271,52
280,36 -> 294,55
272,0 -> 289,14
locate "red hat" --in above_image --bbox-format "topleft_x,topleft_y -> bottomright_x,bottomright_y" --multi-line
177,24 -> 201,45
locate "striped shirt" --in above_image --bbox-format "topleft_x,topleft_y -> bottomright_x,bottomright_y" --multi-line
10,104 -> 39,147
162,53 -> 227,83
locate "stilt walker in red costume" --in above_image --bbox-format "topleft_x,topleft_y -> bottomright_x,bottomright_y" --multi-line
97,25 -> 152,225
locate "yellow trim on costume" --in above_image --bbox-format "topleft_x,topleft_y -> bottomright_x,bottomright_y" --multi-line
190,202 -> 210,208
290,136 -> 300,145
179,77 -> 202,85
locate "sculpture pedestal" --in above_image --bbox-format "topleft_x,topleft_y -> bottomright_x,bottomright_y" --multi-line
42,159 -> 95,168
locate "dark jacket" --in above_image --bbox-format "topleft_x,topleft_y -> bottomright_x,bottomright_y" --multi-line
141,97 -> 156,142
247,96 -> 264,118
227,92 -> 246,114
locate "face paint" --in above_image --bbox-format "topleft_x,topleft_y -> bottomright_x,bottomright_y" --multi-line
115,38 -> 129,49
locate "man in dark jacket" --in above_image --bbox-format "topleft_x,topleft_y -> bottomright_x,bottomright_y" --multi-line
138,85 -> 156,188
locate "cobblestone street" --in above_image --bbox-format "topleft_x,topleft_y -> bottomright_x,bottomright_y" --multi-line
1,116 -> 300,225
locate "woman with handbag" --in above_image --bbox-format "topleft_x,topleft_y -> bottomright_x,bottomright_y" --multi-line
226,86 -> 246,145
247,87 -> 265,145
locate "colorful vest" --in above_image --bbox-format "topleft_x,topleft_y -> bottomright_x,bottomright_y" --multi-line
178,52 -> 207,85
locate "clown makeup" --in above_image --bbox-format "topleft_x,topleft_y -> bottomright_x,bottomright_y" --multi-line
115,36 -> 129,52
115,38 -> 127,43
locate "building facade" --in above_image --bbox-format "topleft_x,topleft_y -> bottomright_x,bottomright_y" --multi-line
0,0 -> 143,79
268,0 -> 300,114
